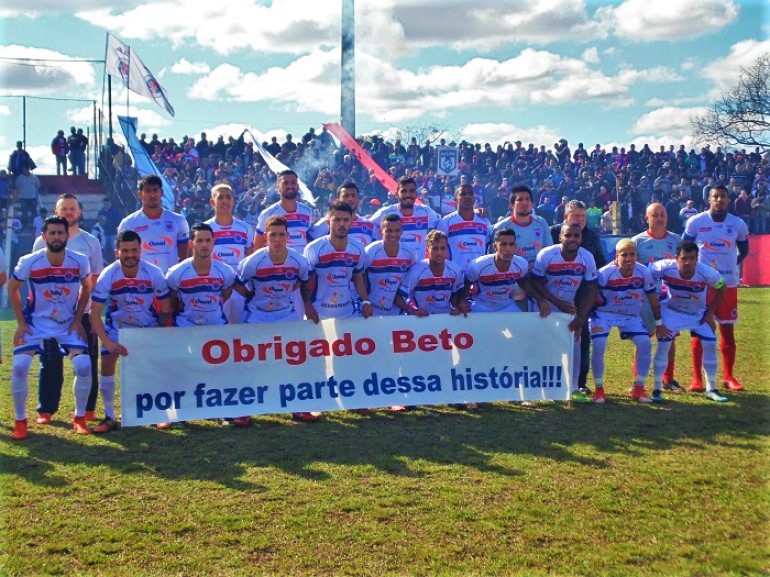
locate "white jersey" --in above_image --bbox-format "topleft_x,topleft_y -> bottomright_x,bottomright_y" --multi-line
683,211 -> 749,287
118,209 -> 190,273
165,258 -> 236,326
204,217 -> 255,268
237,248 -> 309,323
91,260 -> 169,330
632,230 -> 682,265
364,241 -> 415,315
304,236 -> 367,319
436,211 -> 492,270
492,215 -> 552,269
465,253 -> 528,313
308,215 -> 376,248
33,228 -> 103,312
13,248 -> 90,333
594,262 -> 656,317
649,259 -> 724,316
255,201 -> 314,250
532,244 -> 598,303
404,259 -> 465,315
370,204 -> 440,260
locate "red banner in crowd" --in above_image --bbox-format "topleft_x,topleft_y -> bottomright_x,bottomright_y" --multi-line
324,122 -> 398,194
741,234 -> 770,286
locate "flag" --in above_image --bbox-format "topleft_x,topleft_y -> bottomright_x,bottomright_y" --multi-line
435,146 -> 459,177
118,116 -> 175,210
323,123 -> 398,194
106,33 -> 175,117
245,131 -> 316,206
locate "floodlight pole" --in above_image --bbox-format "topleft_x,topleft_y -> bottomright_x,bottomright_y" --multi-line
341,0 -> 355,137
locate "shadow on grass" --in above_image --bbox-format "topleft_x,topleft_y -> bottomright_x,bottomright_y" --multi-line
2,389 -> 767,490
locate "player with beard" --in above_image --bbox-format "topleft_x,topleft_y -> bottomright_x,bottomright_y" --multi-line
89,230 -> 171,433
254,170 -> 314,251
32,193 -> 104,426
370,176 -> 440,261
8,217 -> 92,439
308,182 -> 376,247
530,222 -> 599,402
683,185 -> 750,393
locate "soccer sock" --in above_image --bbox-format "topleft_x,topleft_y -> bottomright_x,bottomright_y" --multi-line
100,376 -> 116,420
719,324 -> 737,379
71,354 -> 92,417
590,337 -> 607,387
653,340 -> 672,391
663,340 -> 676,383
11,355 -> 33,421
702,340 -> 718,391
691,336 -> 703,383
633,335 -> 652,386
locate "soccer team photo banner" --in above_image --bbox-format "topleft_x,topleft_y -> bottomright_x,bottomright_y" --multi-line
120,312 -> 574,426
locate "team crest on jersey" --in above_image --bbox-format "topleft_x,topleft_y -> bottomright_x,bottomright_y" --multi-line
165,222 -> 174,232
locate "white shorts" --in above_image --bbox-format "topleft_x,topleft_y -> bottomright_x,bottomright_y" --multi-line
659,305 -> 716,343
14,322 -> 88,356
589,311 -> 649,340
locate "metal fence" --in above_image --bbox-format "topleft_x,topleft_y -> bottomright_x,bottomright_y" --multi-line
1,95 -> 99,179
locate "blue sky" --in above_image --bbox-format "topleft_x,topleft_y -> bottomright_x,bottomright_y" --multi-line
1,0 -> 768,175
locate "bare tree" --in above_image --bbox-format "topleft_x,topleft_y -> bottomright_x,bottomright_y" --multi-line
692,53 -> 770,150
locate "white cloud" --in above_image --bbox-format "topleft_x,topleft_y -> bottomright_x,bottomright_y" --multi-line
632,106 -> 708,134
701,38 -> 770,94
582,47 -> 600,64
459,122 -> 561,148
170,58 -> 211,75
597,0 -> 739,41
0,45 -> 97,97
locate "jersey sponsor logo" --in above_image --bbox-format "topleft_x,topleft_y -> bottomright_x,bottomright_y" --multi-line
190,296 -> 216,309
613,292 -> 640,304
457,238 -> 484,250
143,236 -> 173,250
134,225 -> 150,232
703,240 -> 732,250
377,276 -> 401,289
261,283 -> 293,296
43,285 -> 73,301
325,271 -> 350,285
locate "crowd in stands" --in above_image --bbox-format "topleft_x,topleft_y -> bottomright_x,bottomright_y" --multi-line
106,129 -> 769,237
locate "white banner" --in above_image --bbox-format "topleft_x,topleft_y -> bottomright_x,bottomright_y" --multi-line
120,313 -> 574,426
436,146 -> 460,177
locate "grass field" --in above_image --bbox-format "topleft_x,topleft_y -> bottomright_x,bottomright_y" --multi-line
1,289 -> 768,576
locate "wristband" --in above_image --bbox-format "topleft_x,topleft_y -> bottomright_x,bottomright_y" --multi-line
654,319 -> 663,326
361,300 -> 372,307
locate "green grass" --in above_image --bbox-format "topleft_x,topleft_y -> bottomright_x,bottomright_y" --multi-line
1,289 -> 769,576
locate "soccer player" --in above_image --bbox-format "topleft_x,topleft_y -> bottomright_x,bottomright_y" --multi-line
493,184 -> 552,270
549,199 -> 607,397
254,169 -> 314,251
531,222 -> 598,402
235,215 -> 313,423
304,201 -> 373,322
649,241 -> 728,402
632,203 -> 683,392
31,193 -> 103,425
364,213 -> 416,317
683,185 -> 750,392
118,175 -> 190,273
165,223 -> 235,328
204,183 -> 255,323
589,238 -> 667,404
370,176 -> 440,261
464,228 -> 542,314
88,230 -> 171,433
8,216 -> 92,439
402,230 -> 468,317
308,182 -> 376,247
436,184 -> 492,270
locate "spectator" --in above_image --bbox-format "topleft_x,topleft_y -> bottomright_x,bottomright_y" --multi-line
734,189 -> 752,228
51,130 -> 70,175
14,163 -> 40,228
7,141 -> 35,184
679,199 -> 698,226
